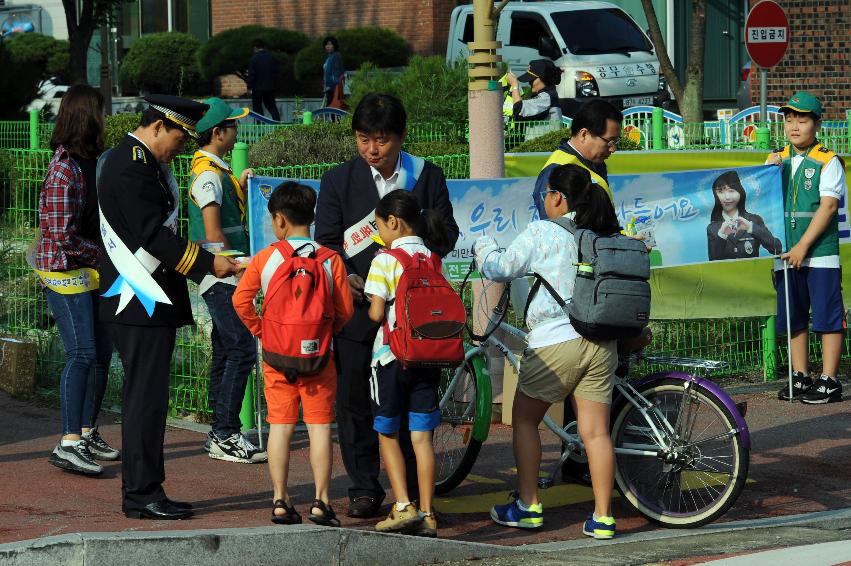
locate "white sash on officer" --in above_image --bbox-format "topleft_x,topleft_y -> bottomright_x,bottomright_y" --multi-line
100,165 -> 180,316
340,152 -> 425,259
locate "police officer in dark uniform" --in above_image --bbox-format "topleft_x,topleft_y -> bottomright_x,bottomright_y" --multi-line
98,95 -> 241,519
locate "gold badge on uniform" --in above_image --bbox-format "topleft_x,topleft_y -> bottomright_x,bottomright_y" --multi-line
132,146 -> 147,163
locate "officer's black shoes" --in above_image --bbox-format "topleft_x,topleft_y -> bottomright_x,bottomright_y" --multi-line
800,375 -> 843,404
777,371 -> 812,401
124,500 -> 194,520
347,496 -> 382,518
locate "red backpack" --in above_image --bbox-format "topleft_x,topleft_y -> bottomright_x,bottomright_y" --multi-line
260,240 -> 336,383
382,248 -> 466,369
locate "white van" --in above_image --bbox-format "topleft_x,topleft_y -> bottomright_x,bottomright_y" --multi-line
446,1 -> 671,115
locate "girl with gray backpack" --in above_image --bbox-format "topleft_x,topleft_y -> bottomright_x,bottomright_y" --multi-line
475,164 -> 623,539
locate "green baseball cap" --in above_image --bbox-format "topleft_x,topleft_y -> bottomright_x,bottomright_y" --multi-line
779,92 -> 823,119
196,97 -> 249,133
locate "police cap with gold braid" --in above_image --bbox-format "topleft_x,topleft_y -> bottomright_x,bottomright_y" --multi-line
143,94 -> 209,139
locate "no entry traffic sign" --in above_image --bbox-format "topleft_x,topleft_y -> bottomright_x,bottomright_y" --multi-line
745,0 -> 790,68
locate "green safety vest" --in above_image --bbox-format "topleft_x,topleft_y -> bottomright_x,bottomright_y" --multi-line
188,151 -> 250,254
776,142 -> 842,258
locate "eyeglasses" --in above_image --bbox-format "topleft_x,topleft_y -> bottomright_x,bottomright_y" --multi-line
537,189 -> 562,204
595,134 -> 620,148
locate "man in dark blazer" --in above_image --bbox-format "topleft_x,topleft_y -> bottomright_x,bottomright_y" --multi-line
98,95 -> 240,519
314,93 -> 459,518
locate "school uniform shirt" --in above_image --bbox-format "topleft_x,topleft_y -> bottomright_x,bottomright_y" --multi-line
232,236 -> 353,341
474,213 -> 580,349
767,151 -> 846,270
363,236 -> 431,367
189,150 -> 239,293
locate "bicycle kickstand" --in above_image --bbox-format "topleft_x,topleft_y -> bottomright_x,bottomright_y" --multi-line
538,441 -> 580,489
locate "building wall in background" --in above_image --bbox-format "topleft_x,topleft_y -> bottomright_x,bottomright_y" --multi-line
748,0 -> 850,121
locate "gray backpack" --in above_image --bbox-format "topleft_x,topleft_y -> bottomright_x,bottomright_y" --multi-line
524,217 -> 651,341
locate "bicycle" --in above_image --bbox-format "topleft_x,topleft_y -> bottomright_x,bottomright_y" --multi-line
433,281 -> 751,529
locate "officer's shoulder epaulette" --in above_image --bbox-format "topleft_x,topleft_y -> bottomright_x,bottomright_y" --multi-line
131,145 -> 147,164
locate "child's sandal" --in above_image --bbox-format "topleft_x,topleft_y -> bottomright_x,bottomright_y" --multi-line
271,499 -> 302,525
308,499 -> 341,527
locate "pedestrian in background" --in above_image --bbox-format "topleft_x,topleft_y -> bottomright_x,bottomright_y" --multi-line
322,36 -> 345,109
248,39 -> 281,122
36,84 -> 119,476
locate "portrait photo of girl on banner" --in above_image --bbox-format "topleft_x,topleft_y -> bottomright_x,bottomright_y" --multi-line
706,170 -> 783,261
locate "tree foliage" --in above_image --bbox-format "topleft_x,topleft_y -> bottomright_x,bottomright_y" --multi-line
4,33 -> 70,82
61,0 -> 123,85
293,27 -> 412,81
197,25 -> 309,83
118,32 -> 206,95
347,56 -> 468,124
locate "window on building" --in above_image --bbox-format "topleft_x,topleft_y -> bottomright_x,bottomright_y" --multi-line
140,0 -> 168,35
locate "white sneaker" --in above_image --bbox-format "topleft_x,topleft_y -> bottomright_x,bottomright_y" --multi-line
48,440 -> 103,475
208,433 -> 267,463
82,426 -> 121,461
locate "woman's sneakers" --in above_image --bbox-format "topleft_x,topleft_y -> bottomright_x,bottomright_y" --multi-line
490,492 -> 544,529
583,514 -> 616,539
82,426 -> 121,460
48,439 -> 102,475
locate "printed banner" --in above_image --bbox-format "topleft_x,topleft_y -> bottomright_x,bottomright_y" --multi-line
246,166 -> 838,319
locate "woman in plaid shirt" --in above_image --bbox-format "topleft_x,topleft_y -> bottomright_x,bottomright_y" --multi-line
34,85 -> 119,476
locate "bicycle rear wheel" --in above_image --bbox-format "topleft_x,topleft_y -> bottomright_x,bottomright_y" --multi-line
434,361 -> 483,494
612,378 -> 749,528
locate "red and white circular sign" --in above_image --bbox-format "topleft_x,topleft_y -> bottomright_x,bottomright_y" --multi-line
745,1 -> 790,68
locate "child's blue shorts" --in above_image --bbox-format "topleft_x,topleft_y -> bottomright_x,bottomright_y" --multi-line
774,266 -> 846,334
369,361 -> 441,435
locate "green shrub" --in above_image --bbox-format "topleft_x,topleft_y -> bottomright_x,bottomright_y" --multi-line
197,25 -> 309,95
348,56 -> 468,124
0,34 -> 69,119
249,120 -> 470,169
508,128 -> 642,153
293,27 -> 412,81
249,121 -> 355,168
119,32 -> 206,95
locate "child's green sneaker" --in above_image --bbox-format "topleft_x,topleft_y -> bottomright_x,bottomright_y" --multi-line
582,514 -> 616,539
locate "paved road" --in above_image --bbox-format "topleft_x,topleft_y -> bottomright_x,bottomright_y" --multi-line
0,386 -> 848,548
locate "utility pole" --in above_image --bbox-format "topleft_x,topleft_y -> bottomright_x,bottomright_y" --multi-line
468,0 -> 507,409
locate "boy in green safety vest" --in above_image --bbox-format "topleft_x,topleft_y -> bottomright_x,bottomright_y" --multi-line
189,97 -> 268,462
767,92 -> 847,405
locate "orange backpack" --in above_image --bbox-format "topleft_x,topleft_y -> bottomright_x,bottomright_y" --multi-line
260,240 -> 336,382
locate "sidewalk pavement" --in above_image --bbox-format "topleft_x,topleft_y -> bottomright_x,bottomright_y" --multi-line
0,385 -> 849,548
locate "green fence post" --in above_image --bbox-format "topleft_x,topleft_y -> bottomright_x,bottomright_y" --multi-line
755,127 -> 771,150
29,109 -> 39,149
763,315 -> 777,381
302,110 -> 313,125
231,142 -> 249,177
651,107 -> 664,150
231,140 -> 254,429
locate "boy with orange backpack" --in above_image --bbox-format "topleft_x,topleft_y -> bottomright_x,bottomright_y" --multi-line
232,181 -> 354,525
364,190 -> 465,538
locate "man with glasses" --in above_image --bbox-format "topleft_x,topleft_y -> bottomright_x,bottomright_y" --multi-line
532,99 -> 623,218
188,97 -> 267,464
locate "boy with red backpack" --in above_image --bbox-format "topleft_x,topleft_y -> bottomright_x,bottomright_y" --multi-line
232,181 -> 353,526
364,190 -> 464,538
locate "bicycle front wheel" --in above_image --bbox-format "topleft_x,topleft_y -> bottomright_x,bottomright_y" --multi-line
612,378 -> 749,528
434,361 -> 483,494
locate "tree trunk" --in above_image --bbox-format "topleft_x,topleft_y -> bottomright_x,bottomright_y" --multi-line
681,0 -> 707,124
68,29 -> 93,85
640,0 -> 683,103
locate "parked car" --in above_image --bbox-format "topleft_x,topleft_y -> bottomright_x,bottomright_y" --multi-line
446,1 -> 671,116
